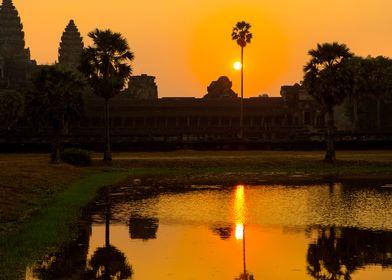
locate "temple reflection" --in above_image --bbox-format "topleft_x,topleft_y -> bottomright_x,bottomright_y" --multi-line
129,216 -> 159,240
209,223 -> 233,240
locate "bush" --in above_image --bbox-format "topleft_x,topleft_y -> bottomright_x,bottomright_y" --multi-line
61,148 -> 91,166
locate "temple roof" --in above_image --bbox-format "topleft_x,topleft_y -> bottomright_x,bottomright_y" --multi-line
58,19 -> 84,69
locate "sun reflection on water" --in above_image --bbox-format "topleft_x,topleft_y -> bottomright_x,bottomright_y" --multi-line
235,185 -> 246,240
235,223 -> 244,240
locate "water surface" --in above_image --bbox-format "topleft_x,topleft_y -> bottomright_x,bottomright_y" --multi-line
28,182 -> 392,279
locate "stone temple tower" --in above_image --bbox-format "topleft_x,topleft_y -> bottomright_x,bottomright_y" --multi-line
58,20 -> 84,70
0,0 -> 31,87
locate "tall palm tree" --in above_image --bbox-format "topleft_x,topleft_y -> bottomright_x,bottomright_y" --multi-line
232,21 -> 252,139
303,42 -> 353,162
80,29 -> 134,162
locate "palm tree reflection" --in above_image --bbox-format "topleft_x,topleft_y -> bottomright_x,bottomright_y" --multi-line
234,185 -> 254,280
85,187 -> 133,279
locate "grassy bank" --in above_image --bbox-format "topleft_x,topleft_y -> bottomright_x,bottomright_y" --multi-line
0,171 -> 129,280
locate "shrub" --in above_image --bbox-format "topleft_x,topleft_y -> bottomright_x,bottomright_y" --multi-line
61,148 -> 91,166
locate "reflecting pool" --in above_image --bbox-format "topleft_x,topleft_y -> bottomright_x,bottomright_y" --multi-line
28,182 -> 392,279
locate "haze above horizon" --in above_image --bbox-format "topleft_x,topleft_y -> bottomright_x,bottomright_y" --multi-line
14,0 -> 392,97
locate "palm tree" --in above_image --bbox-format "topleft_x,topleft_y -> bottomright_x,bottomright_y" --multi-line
27,65 -> 85,163
79,29 -> 134,162
232,21 -> 252,139
303,42 -> 353,162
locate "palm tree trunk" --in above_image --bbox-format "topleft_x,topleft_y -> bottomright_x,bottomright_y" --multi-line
240,46 -> 244,139
376,97 -> 381,132
104,98 -> 112,162
325,108 -> 336,162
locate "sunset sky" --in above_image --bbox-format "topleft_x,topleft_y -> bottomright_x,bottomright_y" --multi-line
13,0 -> 392,97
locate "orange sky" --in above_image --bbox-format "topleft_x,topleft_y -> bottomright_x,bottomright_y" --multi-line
13,0 -> 392,97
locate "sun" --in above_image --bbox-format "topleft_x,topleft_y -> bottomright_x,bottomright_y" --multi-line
233,61 -> 242,70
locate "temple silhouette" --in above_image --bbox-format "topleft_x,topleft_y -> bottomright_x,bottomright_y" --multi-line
0,0 -> 34,88
2,0 -> 392,149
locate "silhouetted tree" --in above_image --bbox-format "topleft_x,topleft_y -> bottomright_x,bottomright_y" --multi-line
303,42 -> 353,162
26,65 -> 85,163
0,89 -> 24,131
79,29 -> 134,162
232,21 -> 252,138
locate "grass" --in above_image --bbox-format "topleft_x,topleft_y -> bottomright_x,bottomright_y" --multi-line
0,154 -> 87,232
99,150 -> 392,185
0,171 -> 129,280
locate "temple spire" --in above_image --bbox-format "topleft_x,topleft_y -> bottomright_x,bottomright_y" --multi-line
58,19 -> 84,70
0,0 -> 31,87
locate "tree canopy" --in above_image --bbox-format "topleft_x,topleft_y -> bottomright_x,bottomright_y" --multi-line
303,42 -> 354,109
231,21 -> 253,48
79,29 -> 134,100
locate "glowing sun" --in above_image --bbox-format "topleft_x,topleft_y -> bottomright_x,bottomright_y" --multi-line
233,61 -> 242,70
